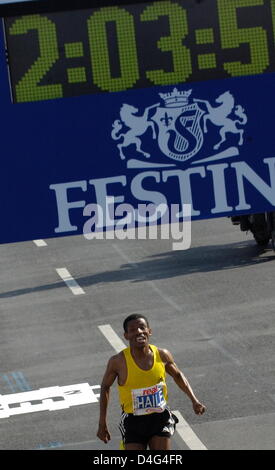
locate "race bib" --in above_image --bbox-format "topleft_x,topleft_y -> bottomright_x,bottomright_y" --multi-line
131,382 -> 166,416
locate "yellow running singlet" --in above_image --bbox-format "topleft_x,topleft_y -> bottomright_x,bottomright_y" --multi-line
118,344 -> 168,415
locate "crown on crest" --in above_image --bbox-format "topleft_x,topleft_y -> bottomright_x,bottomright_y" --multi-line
159,88 -> 192,107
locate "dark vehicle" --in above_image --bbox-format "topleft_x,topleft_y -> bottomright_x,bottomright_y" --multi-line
231,213 -> 275,250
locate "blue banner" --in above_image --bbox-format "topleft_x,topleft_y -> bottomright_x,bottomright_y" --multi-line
1,21 -> 275,243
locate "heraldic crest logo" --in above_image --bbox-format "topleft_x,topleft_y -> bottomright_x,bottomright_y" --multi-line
111,87 -> 248,165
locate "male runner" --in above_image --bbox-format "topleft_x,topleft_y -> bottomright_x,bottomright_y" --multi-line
97,314 -> 206,450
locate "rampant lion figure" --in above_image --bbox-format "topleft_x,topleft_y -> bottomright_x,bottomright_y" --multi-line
111,103 -> 159,159
194,91 -> 247,150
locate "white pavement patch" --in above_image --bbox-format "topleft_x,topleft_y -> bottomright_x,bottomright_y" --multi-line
33,239 -> 48,247
98,324 -> 207,450
0,383 -> 100,419
56,267 -> 85,295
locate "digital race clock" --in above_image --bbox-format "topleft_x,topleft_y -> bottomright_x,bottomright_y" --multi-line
4,0 -> 275,103
1,0 -> 275,244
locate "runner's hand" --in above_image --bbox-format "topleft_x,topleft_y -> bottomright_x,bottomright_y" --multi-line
97,423 -> 111,443
193,401 -> 206,415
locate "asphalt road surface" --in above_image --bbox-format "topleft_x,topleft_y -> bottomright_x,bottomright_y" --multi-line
0,217 -> 275,451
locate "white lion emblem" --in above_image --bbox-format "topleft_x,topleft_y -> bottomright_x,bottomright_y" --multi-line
111,89 -> 248,164
194,91 -> 247,150
111,103 -> 159,159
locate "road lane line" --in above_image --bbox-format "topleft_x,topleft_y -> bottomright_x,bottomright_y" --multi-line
1,372 -> 31,393
33,240 -> 47,247
12,372 -> 31,392
173,410 -> 207,450
56,268 -> 85,295
98,324 -> 126,353
98,323 -> 207,450
1,375 -> 16,393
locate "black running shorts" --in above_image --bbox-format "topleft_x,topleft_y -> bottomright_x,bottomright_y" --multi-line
119,407 -> 178,447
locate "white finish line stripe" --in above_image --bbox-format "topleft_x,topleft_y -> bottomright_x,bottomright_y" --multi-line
98,324 -> 126,353
98,324 -> 207,450
56,268 -> 85,295
0,383 -> 100,419
173,410 -> 207,450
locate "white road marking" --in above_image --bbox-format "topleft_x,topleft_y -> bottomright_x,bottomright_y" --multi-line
173,410 -> 207,450
33,240 -> 47,247
56,268 -> 85,295
0,383 -> 100,419
98,324 -> 126,353
98,323 -> 207,450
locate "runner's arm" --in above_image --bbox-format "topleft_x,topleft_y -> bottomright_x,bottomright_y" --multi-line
96,355 -> 119,443
159,348 -> 206,415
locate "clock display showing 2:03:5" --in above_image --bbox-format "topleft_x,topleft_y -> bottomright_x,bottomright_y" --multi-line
4,0 -> 275,103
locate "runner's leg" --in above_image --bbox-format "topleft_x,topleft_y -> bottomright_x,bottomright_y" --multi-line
125,442 -> 147,450
148,436 -> 171,450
